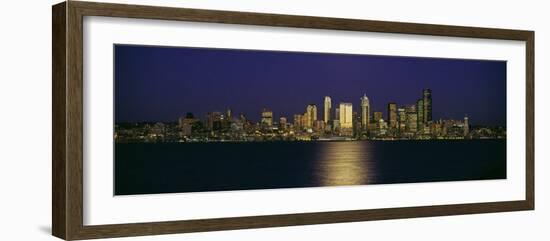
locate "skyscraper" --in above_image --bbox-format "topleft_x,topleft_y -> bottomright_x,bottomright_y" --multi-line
423,89 -> 432,122
339,102 -> 353,136
306,104 -> 317,129
387,102 -> 398,129
397,107 -> 406,132
405,105 -> 418,133
279,117 -> 287,130
417,99 -> 424,127
339,103 -> 353,129
261,108 -> 273,127
207,112 -> 222,131
324,96 -> 331,124
360,94 -> 370,130
293,114 -> 302,131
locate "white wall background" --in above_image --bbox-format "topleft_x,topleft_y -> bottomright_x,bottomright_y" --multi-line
0,0 -> 547,240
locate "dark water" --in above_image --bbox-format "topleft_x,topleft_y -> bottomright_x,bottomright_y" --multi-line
115,140 -> 506,195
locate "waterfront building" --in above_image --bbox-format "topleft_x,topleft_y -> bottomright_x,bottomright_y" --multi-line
388,102 -> 398,129
332,119 -> 341,132
280,117 -> 287,130
178,114 -> 198,136
417,99 -> 424,128
397,107 -> 407,132
293,114 -> 302,131
423,89 -> 432,122
302,113 -> 308,130
464,116 -> 469,137
207,111 -> 223,131
306,104 -> 317,129
261,108 -> 273,127
360,94 -> 370,130
324,96 -> 331,125
378,119 -> 388,135
314,120 -> 325,132
339,102 -> 353,136
405,105 -> 418,133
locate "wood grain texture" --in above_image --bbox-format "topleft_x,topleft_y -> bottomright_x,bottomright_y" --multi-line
66,2 -> 85,240
51,1 -> 535,240
52,2 -> 67,240
525,32 -> 535,209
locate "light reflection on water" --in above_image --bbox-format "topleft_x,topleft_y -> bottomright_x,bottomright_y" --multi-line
315,141 -> 375,186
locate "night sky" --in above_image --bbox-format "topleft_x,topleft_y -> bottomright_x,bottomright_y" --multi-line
114,45 -> 506,126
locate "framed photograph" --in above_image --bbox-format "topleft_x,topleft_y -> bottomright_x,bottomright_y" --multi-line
52,1 -> 534,240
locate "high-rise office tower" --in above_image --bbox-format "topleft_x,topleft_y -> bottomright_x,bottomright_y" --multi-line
302,113 -> 308,129
397,107 -> 406,132
306,104 -> 317,129
324,96 -> 331,124
207,111 -> 223,131
293,114 -> 302,131
387,102 -> 398,129
405,105 -> 418,133
417,99 -> 424,127
261,108 -> 273,127
279,117 -> 287,130
360,94 -> 370,130
423,89 -> 432,122
339,103 -> 353,129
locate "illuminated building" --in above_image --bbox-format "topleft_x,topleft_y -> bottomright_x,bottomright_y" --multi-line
397,107 -> 406,132
378,119 -> 388,135
306,104 -> 317,129
417,99 -> 424,127
261,108 -> 273,127
207,112 -> 222,131
405,105 -> 418,133
302,113 -> 308,130
178,113 -> 198,136
332,119 -> 341,131
293,114 -> 302,131
324,96 -> 331,124
387,102 -> 397,129
279,117 -> 287,130
360,94 -> 370,130
423,89 -> 432,122
373,111 -> 383,123
339,103 -> 353,136
314,120 -> 325,132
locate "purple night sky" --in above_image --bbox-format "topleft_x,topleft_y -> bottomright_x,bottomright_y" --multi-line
114,44 -> 506,126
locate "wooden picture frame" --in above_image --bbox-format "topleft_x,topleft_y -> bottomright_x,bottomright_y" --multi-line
52,1 -> 534,240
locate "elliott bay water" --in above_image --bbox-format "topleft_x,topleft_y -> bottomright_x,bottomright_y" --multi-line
114,139 -> 506,195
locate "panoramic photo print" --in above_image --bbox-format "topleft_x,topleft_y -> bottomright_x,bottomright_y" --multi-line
114,45 -> 507,195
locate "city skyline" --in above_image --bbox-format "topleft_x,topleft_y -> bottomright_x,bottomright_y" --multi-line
115,88 -> 506,143
115,45 -> 506,125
